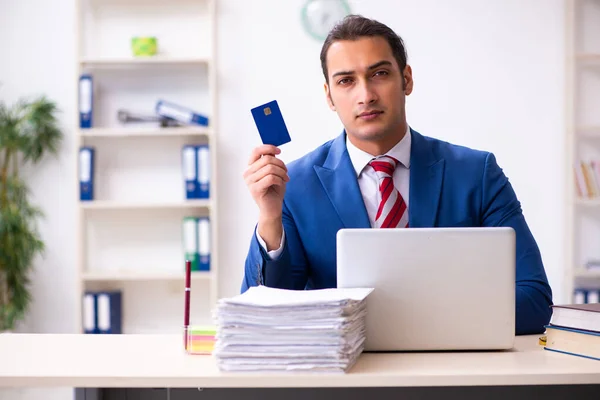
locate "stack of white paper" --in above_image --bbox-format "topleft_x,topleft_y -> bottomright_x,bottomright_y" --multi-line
213,285 -> 374,373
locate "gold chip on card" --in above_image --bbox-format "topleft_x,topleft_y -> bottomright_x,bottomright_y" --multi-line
264,107 -> 271,116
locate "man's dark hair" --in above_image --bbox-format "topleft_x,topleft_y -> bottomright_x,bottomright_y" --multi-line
320,15 -> 408,84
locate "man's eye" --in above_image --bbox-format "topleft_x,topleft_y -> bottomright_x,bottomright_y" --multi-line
337,78 -> 352,85
374,70 -> 389,76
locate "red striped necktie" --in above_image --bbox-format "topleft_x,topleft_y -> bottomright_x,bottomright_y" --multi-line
369,156 -> 409,228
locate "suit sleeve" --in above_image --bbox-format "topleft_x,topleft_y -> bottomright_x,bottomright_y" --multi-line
481,153 -> 553,335
241,199 -> 309,293
256,229 -> 285,259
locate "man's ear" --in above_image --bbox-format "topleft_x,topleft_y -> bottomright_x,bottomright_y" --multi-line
324,82 -> 336,111
403,65 -> 414,96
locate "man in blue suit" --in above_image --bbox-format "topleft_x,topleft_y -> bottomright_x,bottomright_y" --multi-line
242,15 -> 552,334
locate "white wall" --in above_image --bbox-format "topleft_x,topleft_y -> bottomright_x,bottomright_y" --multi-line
0,0 -> 565,398
217,0 -> 566,300
0,1 -> 78,399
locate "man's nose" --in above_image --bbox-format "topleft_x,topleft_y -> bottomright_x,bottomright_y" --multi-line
357,81 -> 378,105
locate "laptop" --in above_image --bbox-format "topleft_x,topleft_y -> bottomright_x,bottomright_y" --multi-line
336,227 -> 516,351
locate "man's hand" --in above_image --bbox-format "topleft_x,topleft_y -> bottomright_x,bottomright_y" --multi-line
243,145 -> 289,251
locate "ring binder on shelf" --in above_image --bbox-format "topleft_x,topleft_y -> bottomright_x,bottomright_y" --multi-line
198,217 -> 210,271
183,216 -> 199,271
182,145 -> 198,199
96,291 -> 122,334
79,74 -> 93,128
156,100 -> 209,126
79,147 -> 95,201
83,292 -> 97,334
197,145 -> 210,199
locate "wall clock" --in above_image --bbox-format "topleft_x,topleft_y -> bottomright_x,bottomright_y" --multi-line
301,0 -> 352,41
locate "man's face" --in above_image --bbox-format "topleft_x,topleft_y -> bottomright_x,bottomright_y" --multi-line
324,36 -> 412,144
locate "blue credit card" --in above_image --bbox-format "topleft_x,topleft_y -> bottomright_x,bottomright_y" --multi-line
251,100 -> 291,147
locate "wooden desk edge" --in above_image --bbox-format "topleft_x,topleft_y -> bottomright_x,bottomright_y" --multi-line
2,372 -> 600,388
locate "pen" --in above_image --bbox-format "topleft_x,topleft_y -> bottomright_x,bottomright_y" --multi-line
184,259 -> 191,350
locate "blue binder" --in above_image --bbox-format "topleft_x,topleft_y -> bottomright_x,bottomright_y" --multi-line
82,292 -> 97,334
573,288 -> 586,304
573,288 -> 600,304
96,291 -> 122,334
182,145 -> 199,199
196,145 -> 210,199
155,100 -> 209,126
586,289 -> 599,303
79,74 -> 93,128
197,216 -> 211,271
79,147 -> 95,201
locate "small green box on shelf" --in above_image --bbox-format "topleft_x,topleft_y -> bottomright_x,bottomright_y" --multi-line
131,36 -> 157,57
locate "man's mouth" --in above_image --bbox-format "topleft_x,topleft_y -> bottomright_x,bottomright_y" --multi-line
357,110 -> 383,120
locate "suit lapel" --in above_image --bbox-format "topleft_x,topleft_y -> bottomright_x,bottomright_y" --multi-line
315,132 -> 371,229
408,129 -> 445,227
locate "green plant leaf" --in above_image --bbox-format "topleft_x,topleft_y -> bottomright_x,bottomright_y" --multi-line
0,105 -> 22,152
17,96 -> 63,164
0,94 -> 62,331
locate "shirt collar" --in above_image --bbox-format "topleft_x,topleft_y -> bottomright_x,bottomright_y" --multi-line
346,124 -> 412,177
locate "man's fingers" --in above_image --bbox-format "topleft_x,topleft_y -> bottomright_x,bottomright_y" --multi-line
252,174 -> 285,194
246,164 -> 289,185
243,155 -> 287,178
247,145 -> 281,165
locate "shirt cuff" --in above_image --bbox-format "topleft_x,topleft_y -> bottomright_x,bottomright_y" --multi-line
256,227 -> 285,260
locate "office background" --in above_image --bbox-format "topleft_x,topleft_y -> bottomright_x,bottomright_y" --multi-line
0,0 -> 577,398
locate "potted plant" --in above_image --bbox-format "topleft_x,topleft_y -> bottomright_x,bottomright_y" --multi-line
0,95 -> 63,333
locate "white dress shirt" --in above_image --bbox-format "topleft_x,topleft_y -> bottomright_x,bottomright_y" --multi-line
257,125 -> 412,258
347,125 -> 411,227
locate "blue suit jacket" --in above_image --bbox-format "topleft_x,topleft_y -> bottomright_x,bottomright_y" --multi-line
242,128 -> 553,335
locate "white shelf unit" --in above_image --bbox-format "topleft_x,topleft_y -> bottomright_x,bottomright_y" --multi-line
80,126 -> 212,138
80,199 -> 212,210
74,0 -> 219,334
565,0 -> 600,303
80,56 -> 211,67
82,270 -> 213,282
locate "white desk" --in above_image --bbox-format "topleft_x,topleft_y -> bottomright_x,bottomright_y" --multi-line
0,333 -> 599,389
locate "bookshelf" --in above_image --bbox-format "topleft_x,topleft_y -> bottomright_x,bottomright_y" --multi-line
79,126 -> 211,138
80,56 -> 211,67
80,199 -> 212,210
565,0 -> 600,304
74,0 -> 219,334
82,270 -> 213,282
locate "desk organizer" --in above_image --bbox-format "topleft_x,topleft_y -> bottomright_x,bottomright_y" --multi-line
185,325 -> 216,355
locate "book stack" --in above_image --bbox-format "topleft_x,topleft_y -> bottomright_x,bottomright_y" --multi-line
544,303 -> 600,360
213,285 -> 374,373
